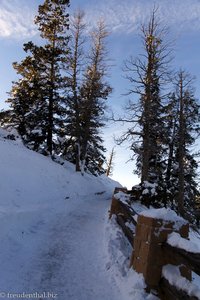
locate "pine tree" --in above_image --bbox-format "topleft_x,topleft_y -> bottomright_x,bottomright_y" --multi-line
7,0 -> 70,155
59,14 -> 111,175
116,8 -> 171,204
165,70 -> 200,216
62,11 -> 86,171
78,20 -> 112,175
7,50 -> 48,151
6,5 -> 112,177
35,0 -> 70,155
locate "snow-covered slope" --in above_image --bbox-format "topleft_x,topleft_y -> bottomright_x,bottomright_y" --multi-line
0,128 -> 124,300
0,128 -> 160,300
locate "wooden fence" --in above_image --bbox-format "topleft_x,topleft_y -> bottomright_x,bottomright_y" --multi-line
109,187 -> 200,300
109,188 -> 137,245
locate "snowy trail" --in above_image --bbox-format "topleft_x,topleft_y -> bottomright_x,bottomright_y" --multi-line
20,194 -> 121,300
0,130 -> 170,300
0,132 -> 123,300
3,130 -> 200,300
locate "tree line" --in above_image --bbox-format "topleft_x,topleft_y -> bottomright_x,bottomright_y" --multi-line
1,0 -> 111,176
0,1 -> 200,218
116,8 -> 200,218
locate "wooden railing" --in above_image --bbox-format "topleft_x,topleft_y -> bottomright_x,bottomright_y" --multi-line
109,188 -> 200,300
160,277 -> 198,300
109,188 -> 137,245
163,243 -> 200,276
159,242 -> 200,299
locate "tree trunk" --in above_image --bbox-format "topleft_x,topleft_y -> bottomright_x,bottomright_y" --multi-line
141,50 -> 153,183
178,75 -> 185,216
106,147 -> 115,176
166,120 -> 176,187
47,32 -> 56,156
47,88 -> 53,155
75,142 -> 81,172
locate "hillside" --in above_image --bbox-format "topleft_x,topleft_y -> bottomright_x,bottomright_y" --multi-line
0,128 -> 122,300
0,128 -> 163,300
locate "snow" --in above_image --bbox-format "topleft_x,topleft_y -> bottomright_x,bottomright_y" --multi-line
167,232 -> 200,253
142,188 -> 149,195
0,128 -> 123,300
140,207 -> 187,236
142,181 -> 157,196
143,181 -> 157,189
114,191 -> 130,204
140,207 -> 187,225
162,264 -> 200,298
0,128 -> 156,300
131,201 -> 148,215
2,127 -> 200,300
192,272 -> 200,291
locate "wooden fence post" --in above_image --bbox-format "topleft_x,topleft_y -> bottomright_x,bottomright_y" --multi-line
131,213 -> 190,289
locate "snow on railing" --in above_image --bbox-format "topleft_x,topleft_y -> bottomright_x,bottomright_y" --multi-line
162,264 -> 200,299
167,232 -> 200,254
163,237 -> 200,277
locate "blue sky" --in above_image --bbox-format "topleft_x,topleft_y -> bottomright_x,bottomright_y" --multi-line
0,0 -> 200,188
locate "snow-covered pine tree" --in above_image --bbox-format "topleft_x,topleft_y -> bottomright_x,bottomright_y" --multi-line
78,20 -> 112,175
7,46 -> 49,151
117,8 -> 171,205
7,0 -> 70,155
35,0 -> 70,155
165,70 -> 200,217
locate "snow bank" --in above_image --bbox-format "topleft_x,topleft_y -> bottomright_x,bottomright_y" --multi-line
0,128 -> 125,299
0,130 -> 120,212
162,264 -> 200,299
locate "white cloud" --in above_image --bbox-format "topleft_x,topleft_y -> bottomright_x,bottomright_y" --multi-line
81,0 -> 200,34
0,0 -> 37,39
1,0 -> 200,39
